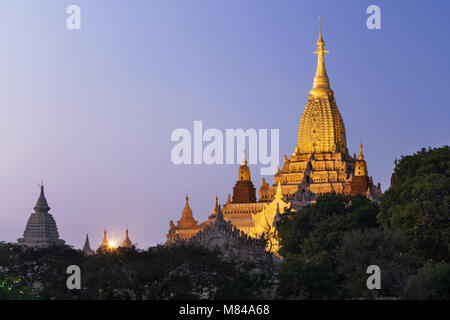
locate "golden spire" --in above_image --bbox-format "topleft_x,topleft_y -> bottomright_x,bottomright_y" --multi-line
355,143 -> 368,177
211,194 -> 219,216
358,142 -> 364,160
275,181 -> 283,200
121,225 -> 132,248
311,17 -> 331,96
99,228 -> 109,250
296,18 -> 347,155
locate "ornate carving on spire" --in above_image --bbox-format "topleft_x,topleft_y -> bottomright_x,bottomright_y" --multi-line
296,20 -> 348,155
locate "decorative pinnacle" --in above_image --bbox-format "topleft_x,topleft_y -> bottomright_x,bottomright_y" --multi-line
275,181 -> 283,200
241,149 -> 247,166
312,17 -> 331,94
34,184 -> 50,213
358,142 -> 364,160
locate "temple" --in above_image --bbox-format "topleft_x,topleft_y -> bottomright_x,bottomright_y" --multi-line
98,228 -> 110,251
18,185 -> 65,248
82,233 -> 95,255
121,227 -> 133,248
166,22 -> 382,252
260,23 -> 381,203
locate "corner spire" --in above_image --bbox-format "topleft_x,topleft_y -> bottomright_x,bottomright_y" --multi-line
358,142 -> 364,160
311,17 -> 331,95
211,194 -> 219,216
275,181 -> 283,200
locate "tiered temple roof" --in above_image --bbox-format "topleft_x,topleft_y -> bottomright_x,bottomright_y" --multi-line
17,185 -> 65,248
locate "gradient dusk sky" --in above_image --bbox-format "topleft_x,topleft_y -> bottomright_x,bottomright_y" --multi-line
0,0 -> 449,249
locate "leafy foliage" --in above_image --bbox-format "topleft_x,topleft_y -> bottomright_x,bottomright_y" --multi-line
0,243 -> 275,300
277,193 -> 380,299
378,146 -> 450,261
402,262 -> 450,300
335,229 -> 420,298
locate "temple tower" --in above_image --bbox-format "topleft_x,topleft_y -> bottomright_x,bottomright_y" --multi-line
82,233 -> 95,255
18,185 -> 65,248
349,143 -> 370,196
99,228 -> 110,251
232,150 -> 257,203
259,21 -> 357,202
166,195 -> 203,244
121,226 -> 133,248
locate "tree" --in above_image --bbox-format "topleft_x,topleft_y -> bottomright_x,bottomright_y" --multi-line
276,193 -> 380,299
378,146 -> 450,261
402,262 -> 450,300
335,229 -> 420,298
278,193 -> 379,259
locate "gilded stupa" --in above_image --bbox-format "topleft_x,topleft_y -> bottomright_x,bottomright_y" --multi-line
259,22 -> 381,203
120,227 -> 133,248
98,228 -> 110,251
166,21 -> 382,248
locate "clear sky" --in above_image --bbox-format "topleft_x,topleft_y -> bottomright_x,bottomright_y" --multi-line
0,0 -> 449,249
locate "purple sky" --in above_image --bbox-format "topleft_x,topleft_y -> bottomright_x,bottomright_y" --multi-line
0,1 -> 449,249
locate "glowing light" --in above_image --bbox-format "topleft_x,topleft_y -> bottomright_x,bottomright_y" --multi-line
108,240 -> 117,249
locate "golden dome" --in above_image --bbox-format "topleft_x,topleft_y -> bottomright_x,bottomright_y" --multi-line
296,22 -> 348,155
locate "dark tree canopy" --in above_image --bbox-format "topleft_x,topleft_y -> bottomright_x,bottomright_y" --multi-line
378,146 -> 450,261
278,193 -> 379,259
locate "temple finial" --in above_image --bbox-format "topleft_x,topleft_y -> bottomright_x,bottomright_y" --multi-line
241,149 -> 247,166
318,16 -> 323,42
358,142 -> 364,160
34,182 -> 50,213
312,17 -> 331,94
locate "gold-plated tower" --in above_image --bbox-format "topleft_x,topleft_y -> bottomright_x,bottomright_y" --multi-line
296,18 -> 348,155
